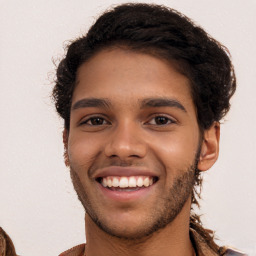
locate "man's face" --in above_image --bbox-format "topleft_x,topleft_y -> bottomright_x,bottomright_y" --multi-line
66,48 -> 201,239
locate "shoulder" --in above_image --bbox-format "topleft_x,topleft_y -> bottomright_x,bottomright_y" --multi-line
59,244 -> 85,256
189,227 -> 247,256
224,247 -> 248,256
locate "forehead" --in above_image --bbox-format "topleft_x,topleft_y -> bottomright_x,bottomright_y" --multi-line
73,48 -> 194,110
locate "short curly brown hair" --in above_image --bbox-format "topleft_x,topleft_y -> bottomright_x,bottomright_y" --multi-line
53,3 -> 236,132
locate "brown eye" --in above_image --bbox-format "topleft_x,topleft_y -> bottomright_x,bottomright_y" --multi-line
92,118 -> 104,125
154,117 -> 170,125
81,117 -> 108,126
147,116 -> 175,125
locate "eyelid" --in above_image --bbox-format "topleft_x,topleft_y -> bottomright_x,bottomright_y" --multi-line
145,114 -> 177,125
78,114 -> 111,126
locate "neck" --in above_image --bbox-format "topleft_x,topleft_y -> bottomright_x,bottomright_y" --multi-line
84,199 -> 195,256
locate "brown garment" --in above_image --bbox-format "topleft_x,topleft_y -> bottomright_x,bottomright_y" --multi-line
0,227 -> 17,256
59,228 -> 247,256
59,244 -> 85,256
190,228 -> 247,256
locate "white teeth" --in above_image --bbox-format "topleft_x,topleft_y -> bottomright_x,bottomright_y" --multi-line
143,177 -> 150,187
101,176 -> 155,189
112,177 -> 119,187
128,176 -> 136,187
102,178 -> 107,187
137,177 -> 144,187
107,178 -> 112,187
119,177 -> 129,188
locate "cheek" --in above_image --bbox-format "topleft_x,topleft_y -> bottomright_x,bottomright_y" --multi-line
149,130 -> 199,171
68,133 -> 103,173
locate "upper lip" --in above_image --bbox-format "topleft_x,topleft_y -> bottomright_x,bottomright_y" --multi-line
93,166 -> 159,179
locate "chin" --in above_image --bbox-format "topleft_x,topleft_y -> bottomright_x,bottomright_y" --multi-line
88,208 -> 181,241
94,220 -> 156,240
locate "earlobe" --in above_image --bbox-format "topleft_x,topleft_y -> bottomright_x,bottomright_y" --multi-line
197,122 -> 220,172
63,129 -> 70,167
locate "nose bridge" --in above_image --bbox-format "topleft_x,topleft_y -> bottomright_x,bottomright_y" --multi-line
104,119 -> 147,159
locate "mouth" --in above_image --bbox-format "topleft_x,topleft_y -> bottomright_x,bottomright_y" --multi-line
93,167 -> 159,201
96,176 -> 158,192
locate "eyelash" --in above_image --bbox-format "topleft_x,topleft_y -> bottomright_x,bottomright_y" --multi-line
79,115 -> 176,127
146,115 -> 176,126
79,116 -> 110,126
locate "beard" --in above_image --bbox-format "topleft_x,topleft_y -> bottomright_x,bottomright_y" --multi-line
69,160 -> 197,241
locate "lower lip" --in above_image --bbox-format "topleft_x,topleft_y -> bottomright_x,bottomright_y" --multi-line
97,182 -> 155,202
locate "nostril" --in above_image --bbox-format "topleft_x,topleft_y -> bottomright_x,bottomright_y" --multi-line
104,135 -> 147,160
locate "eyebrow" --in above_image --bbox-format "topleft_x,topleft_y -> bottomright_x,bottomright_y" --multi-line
72,98 -> 111,110
140,98 -> 187,112
71,97 -> 187,113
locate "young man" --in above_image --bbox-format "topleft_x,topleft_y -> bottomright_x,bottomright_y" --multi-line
53,3 -> 245,256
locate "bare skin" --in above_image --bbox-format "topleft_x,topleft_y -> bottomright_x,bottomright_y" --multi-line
84,202 -> 194,256
64,48 -> 219,256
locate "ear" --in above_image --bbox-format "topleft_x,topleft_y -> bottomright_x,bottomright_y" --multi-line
197,122 -> 220,172
63,129 -> 70,167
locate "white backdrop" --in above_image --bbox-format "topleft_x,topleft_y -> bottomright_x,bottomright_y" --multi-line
0,0 -> 255,255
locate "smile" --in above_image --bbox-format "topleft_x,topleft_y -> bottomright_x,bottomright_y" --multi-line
94,167 -> 159,200
99,176 -> 156,190
96,175 -> 158,201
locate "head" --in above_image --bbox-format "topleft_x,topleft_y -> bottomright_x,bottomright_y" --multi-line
53,3 -> 235,241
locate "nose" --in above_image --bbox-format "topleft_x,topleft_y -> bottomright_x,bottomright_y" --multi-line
104,121 -> 147,160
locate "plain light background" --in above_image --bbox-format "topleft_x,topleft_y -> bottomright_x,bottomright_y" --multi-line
0,0 -> 255,255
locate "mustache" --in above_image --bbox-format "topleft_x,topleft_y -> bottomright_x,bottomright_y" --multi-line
88,159 -> 148,178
